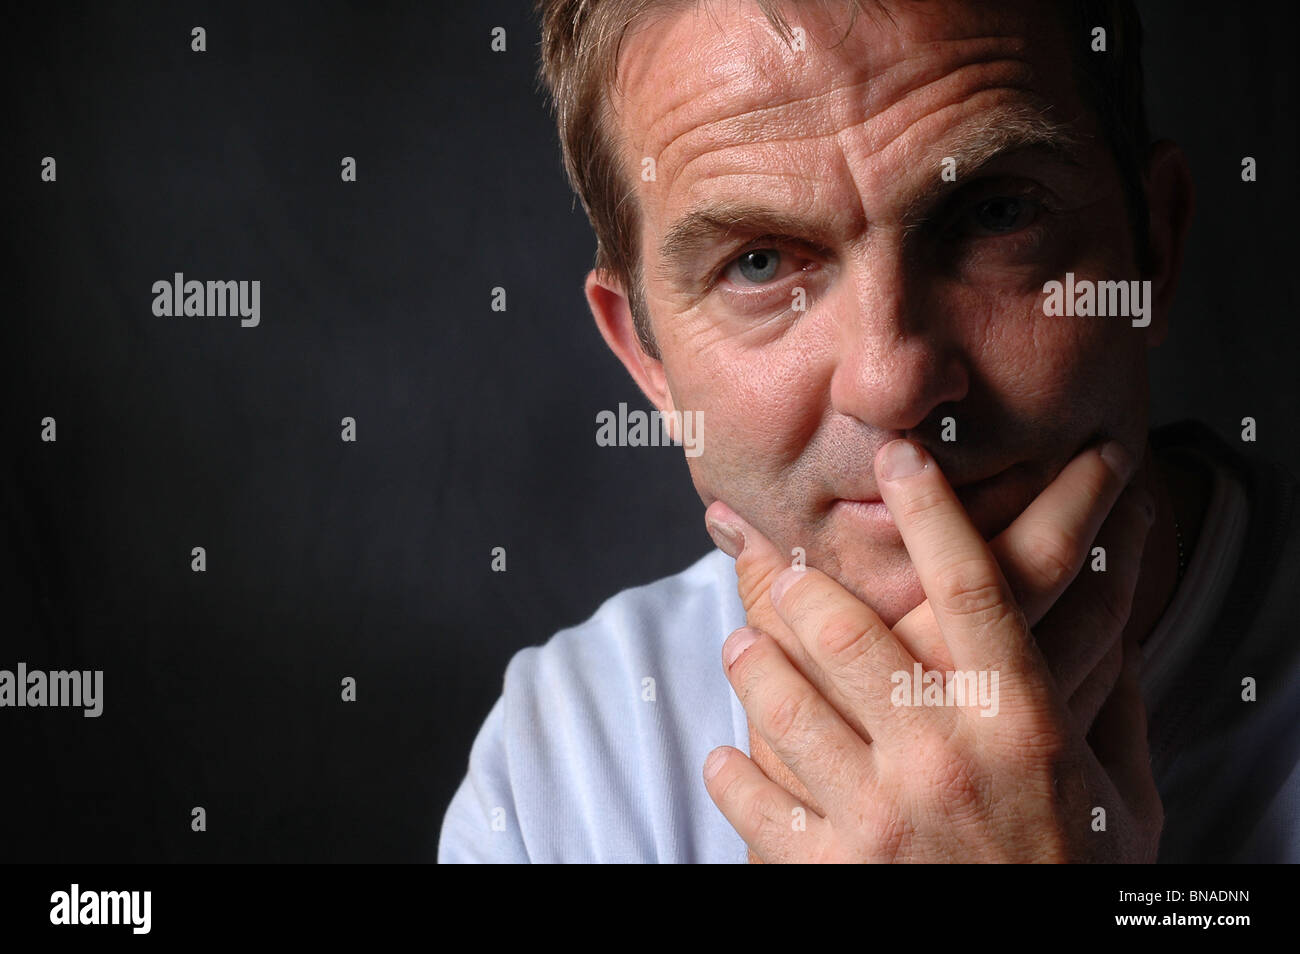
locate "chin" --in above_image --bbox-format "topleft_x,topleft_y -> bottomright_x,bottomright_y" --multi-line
954,462 -> 1040,541
820,547 -> 928,630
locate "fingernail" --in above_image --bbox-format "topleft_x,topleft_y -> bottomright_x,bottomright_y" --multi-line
723,626 -> 761,669
879,440 -> 927,481
705,503 -> 745,558
769,566 -> 800,608
703,747 -> 729,781
1100,440 -> 1136,481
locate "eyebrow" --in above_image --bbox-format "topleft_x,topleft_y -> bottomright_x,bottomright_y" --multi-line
654,105 -> 1087,280
902,106 -> 1087,221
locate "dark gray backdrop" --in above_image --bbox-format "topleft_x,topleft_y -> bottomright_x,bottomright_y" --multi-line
2,0 -> 1295,861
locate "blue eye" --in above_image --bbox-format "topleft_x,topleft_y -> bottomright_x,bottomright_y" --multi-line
734,249 -> 781,283
970,196 -> 1037,234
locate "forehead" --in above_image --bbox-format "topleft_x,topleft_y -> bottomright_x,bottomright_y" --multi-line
611,0 -> 1083,213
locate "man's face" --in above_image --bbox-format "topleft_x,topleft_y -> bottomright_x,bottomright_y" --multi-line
611,0 -> 1154,626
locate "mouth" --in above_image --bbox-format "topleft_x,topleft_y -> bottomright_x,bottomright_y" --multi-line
836,466 -> 1009,504
831,466 -> 1014,528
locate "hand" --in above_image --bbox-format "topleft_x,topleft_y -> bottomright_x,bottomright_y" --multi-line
702,439 -> 1163,862
711,441 -> 1152,841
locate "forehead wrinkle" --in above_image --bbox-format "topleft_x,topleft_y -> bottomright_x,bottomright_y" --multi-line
659,59 -> 1042,231
653,94 -> 1079,280
623,5 -> 1089,284
825,64 -> 1056,216
656,63 -> 1050,251
829,56 -> 1043,164
642,29 -> 1038,193
624,6 -> 796,177
835,88 -> 1084,228
655,57 -> 1040,223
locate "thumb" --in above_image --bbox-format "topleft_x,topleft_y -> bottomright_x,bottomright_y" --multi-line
704,500 -> 790,620
704,500 -> 823,815
705,501 -> 811,668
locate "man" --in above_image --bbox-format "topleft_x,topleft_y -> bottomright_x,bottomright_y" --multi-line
439,0 -> 1299,862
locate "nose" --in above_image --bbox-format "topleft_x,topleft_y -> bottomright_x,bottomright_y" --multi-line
828,253 -> 969,433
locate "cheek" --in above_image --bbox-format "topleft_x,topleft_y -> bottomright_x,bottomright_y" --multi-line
958,285 -> 1146,426
660,329 -> 826,496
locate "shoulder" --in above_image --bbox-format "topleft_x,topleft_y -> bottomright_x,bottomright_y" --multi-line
1152,418 -> 1299,643
1149,419 -> 1300,861
508,548 -> 740,701
439,549 -> 748,863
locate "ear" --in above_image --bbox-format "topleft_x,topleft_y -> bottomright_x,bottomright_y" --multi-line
1142,139 -> 1195,348
585,269 -> 677,416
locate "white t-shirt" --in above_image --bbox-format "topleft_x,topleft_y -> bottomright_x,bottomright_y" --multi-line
439,422 -> 1300,863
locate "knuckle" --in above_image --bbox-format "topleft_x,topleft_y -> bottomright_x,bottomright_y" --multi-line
858,806 -> 911,860
742,788 -> 791,836
910,729 -> 987,819
765,687 -> 814,745
988,698 -> 1065,753
732,650 -> 771,702
1011,711 -> 1069,763
784,579 -> 828,626
713,761 -> 748,805
934,559 -> 1006,619
739,564 -> 785,617
927,757 -> 987,820
1025,533 -> 1081,589
899,484 -> 950,523
817,614 -> 886,663
910,727 -> 959,775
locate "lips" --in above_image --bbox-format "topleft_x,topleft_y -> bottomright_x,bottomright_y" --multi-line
836,468 -> 1005,506
840,493 -> 884,505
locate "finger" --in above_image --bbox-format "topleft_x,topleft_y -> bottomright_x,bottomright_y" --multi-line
705,501 -> 819,676
876,439 -> 1042,682
891,440 -> 1138,667
768,564 -> 932,747
705,503 -> 832,808
703,745 -> 832,863
707,500 -> 880,746
723,625 -> 875,818
1037,482 -> 1154,697
1088,641 -> 1162,824
990,440 -> 1138,625
1066,627 -> 1124,734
